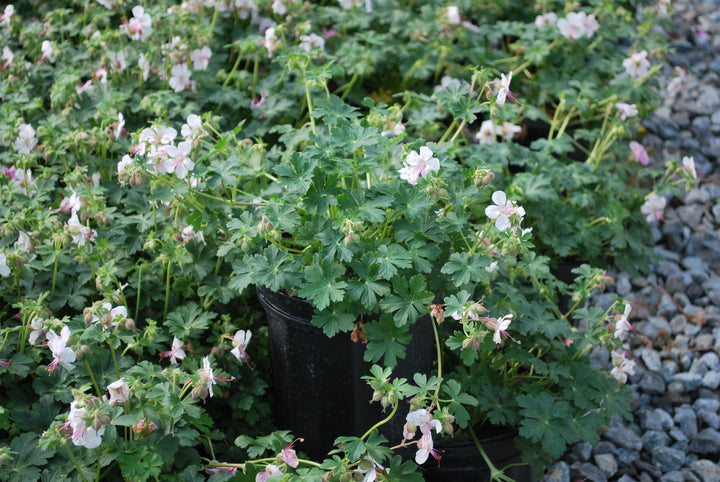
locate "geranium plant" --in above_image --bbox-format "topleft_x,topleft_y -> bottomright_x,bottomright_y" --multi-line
0,0 -> 677,480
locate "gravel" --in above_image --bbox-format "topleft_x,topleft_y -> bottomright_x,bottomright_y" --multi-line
543,0 -> 720,479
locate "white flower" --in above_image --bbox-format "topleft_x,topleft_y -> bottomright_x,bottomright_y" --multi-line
67,210 -> 96,247
13,124 -> 37,154
165,141 -> 195,179
40,40 -> 55,63
107,379 -> 130,406
498,121 -> 521,141
264,27 -> 279,58
182,225 -> 206,244
557,12 -> 599,39
169,63 -> 192,92
122,5 -> 153,41
114,113 -> 125,140
181,114 -> 205,142
117,155 -> 134,184
28,317 -> 45,345
47,326 -> 76,372
300,33 -> 325,54
398,146 -> 440,185
475,120 -> 496,144
271,0 -> 287,16
15,231 -> 31,252
0,253 -> 10,277
190,46 -> 212,71
138,53 -> 150,81
623,50 -> 650,78
446,6 -> 461,24
2,46 -> 14,69
615,102 -> 638,120
640,194 -> 666,223
535,12 -> 557,28
611,350 -> 635,385
494,71 -> 516,106
161,337 -> 186,364
107,50 -> 127,73
682,156 -> 697,180
231,330 -> 252,362
198,356 -> 217,398
614,304 -> 633,339
68,401 -> 105,449
485,190 -> 522,231
60,189 -> 82,213
0,5 -> 14,26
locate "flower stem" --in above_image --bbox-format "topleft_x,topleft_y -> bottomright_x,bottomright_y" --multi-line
361,398 -> 398,441
163,261 -> 172,322
108,342 -> 121,380
134,264 -> 142,322
84,359 -> 102,398
62,441 -> 89,482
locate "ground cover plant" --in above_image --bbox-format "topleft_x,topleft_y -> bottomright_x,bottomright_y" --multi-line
0,0 -> 696,480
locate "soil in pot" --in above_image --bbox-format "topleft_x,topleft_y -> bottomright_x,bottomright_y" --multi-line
256,286 -> 434,460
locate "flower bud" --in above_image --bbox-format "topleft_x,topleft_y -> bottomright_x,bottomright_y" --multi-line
474,168 -> 495,187
124,318 -> 136,331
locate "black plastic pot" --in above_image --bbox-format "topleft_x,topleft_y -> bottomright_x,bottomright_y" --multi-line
256,286 -> 434,460
423,428 -> 533,482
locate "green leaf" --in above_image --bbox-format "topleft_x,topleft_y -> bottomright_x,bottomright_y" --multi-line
374,244 -> 412,281
273,152 -> 317,194
311,95 -> 360,125
347,255 -> 390,308
440,252 -> 491,287
3,432 -> 53,482
311,308 -> 356,338
364,314 -> 412,368
379,274 -> 433,326
297,256 -> 348,310
251,245 -> 301,292
165,302 -> 216,339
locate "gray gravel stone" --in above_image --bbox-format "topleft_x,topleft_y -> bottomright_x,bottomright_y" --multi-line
660,472 -> 687,482
689,459 -> 720,482
643,430 -> 671,452
652,446 -> 686,472
543,461 -> 570,482
640,371 -> 667,394
676,406 -> 700,438
593,453 -> 618,478
689,428 -> 720,455
604,424 -> 643,452
570,462 -> 608,482
672,372 -> 704,392
573,442 -> 593,462
641,348 -> 663,372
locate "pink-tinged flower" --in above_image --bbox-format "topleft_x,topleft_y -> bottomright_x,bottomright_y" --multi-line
231,330 -> 252,362
235,0 -> 259,19
181,225 -> 205,244
13,124 -> 38,154
140,125 -> 177,147
415,430 -> 442,465
165,141 -> 195,179
535,12 -> 557,28
557,11 -> 599,39
190,46 -> 212,71
616,102 -> 638,120
629,141 -> 649,166
205,466 -> 238,475
280,439 -> 302,468
122,5 -> 153,41
403,409 -> 442,465
60,189 -> 82,213
264,27 -> 280,58
132,418 -> 158,436
0,253 -> 10,277
486,260 -> 499,273
494,71 -> 517,106
641,193 -> 666,223
1,46 -> 13,70
398,146 -> 440,185
485,190 -> 523,231
97,0 -> 118,9
475,120 -> 496,144
197,356 -> 217,398
117,155 -> 133,185
614,304 -> 633,339
0,5 -> 13,26
580,12 -> 600,37
300,33 -> 325,54
666,66 -> 689,97
272,0 -> 288,15
256,464 -> 283,482
446,6 -> 461,24
357,456 -> 387,482
498,121 -> 521,141
430,304 -> 445,324
28,317 -> 46,345
623,50 -> 650,78
76,79 -> 94,95
610,350 -> 635,384
40,40 -> 55,63
94,68 -> 108,84
67,401 -> 105,448
67,210 -> 96,247
381,121 -> 405,138
181,114 -> 205,143
107,379 -> 130,406
47,326 -> 76,373
483,314 -> 513,344
112,113 -> 125,141
160,337 -> 186,364
682,156 -> 697,180
15,230 -> 32,252
169,63 -> 192,92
